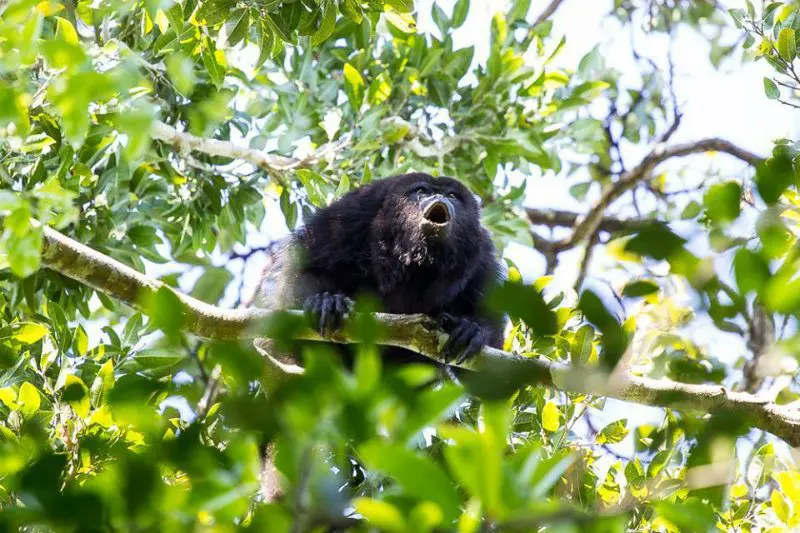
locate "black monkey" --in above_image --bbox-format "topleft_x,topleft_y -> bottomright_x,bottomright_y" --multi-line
251,172 -> 505,369
250,173 -> 505,503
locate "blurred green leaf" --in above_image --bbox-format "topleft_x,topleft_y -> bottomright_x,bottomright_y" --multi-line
704,181 -> 741,224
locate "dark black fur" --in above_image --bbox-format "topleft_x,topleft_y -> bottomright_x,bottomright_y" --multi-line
256,172 -> 504,366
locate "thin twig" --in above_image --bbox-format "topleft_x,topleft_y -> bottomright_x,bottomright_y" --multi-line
533,0 -> 569,26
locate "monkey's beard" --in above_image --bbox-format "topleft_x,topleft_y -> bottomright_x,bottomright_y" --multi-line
375,216 -> 469,273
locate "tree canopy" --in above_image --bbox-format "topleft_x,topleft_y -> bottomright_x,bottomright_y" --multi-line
2,0 -> 800,531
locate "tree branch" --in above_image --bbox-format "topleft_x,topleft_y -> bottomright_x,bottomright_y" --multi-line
554,138 -> 763,250
150,120 -> 351,173
525,208 -> 652,233
37,224 -> 800,447
534,0 -> 569,26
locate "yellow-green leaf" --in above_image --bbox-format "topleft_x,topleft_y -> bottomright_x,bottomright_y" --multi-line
541,401 -> 560,432
74,325 -> 88,355
778,28 -> 796,62
343,63 -> 365,112
18,382 -> 41,418
63,375 -> 90,418
772,489 -> 790,523
0,387 -> 16,409
12,323 -> 48,344
776,471 -> 800,506
384,10 -> 416,33
353,498 -> 406,532
55,16 -> 78,44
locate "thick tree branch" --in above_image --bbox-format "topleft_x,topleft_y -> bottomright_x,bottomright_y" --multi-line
150,120 -> 351,173
36,224 -> 800,447
554,138 -> 763,250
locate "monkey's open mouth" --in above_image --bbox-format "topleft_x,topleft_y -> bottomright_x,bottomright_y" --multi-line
423,201 -> 452,225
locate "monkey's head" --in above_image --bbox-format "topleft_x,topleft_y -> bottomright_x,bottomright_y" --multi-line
371,173 -> 485,269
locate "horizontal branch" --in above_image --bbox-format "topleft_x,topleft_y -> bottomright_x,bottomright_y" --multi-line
556,138 -> 763,250
525,208 -> 652,233
37,224 -> 800,447
150,120 -> 351,173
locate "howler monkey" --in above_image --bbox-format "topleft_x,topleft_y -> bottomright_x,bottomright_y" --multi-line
251,172 -> 505,370
249,172 -> 505,503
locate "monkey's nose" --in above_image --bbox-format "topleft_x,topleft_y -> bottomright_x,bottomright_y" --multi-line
422,198 -> 453,225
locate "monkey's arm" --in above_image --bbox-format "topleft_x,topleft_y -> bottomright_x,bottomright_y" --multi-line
437,260 -> 506,364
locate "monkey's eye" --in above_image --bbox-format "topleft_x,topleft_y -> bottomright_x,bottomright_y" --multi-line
411,185 -> 429,195
447,192 -> 460,201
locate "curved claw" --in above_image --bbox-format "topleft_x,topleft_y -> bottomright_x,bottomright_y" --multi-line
304,292 -> 354,337
438,315 -> 488,365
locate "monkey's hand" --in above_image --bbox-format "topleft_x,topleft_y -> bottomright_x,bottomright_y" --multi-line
304,292 -> 354,337
438,313 -> 488,365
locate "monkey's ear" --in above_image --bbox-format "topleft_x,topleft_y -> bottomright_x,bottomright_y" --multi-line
473,193 -> 482,207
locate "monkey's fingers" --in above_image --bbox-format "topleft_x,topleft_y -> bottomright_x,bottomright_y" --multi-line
437,312 -> 457,330
318,293 -> 336,336
330,294 -> 354,331
441,320 -> 476,363
303,293 -> 327,335
454,334 -> 486,366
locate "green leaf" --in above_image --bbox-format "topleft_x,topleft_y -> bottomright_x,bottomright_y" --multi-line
367,72 -> 392,105
734,249 -> 770,295
756,152 -> 793,204
166,53 -> 196,96
624,224 -> 686,261
202,41 -> 226,88
195,0 -> 237,25
622,280 -> 659,298
191,267 -> 234,304
91,360 -> 115,406
384,10 -> 416,33
439,425 -> 502,514
353,499 -> 405,532
256,19 -> 276,68
385,0 -> 414,13
704,181 -> 742,224
681,200 -> 702,219
487,281 -> 558,336
432,3 -> 449,35
579,290 -> 626,369
340,0 -> 363,23
17,382 -> 41,418
359,442 -> 461,523
62,375 -> 90,418
596,419 -> 629,445
5,225 -> 43,278
508,0 -> 531,23
224,8 -> 250,47
656,499 -> 716,532
311,0 -> 336,46
73,325 -> 88,356
11,322 -> 48,344
133,348 -> 184,369
452,0 -> 470,28
570,324 -> 594,364
778,28 -> 796,61
764,77 -> 780,100
343,63 -> 365,112
55,16 -> 78,45
0,388 -> 15,409
296,169 -> 328,207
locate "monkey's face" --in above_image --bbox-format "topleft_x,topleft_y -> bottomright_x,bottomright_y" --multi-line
375,175 -> 482,266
